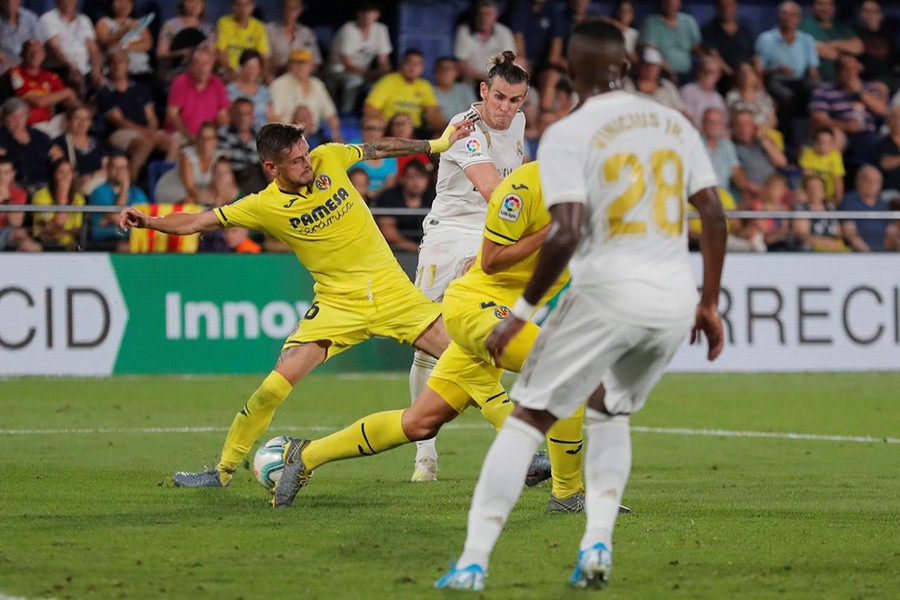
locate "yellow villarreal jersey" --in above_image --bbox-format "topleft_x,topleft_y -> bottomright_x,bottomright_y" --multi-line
451,161 -> 569,306
216,16 -> 270,70
215,143 -> 404,295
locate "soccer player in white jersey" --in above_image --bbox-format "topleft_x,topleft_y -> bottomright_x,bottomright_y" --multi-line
436,20 -> 727,591
408,50 -> 529,481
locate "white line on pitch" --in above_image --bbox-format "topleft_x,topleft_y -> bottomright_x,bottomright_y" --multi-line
0,424 -> 896,445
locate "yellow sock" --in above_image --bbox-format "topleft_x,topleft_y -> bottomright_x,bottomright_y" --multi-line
217,371 -> 293,478
546,404 -> 585,498
303,409 -> 410,472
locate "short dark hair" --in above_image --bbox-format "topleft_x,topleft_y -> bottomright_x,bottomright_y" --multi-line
0,156 -> 14,168
402,159 -> 430,177
256,123 -> 306,163
239,49 -> 262,67
813,127 -> 834,140
486,50 -> 529,87
570,18 -> 626,50
403,48 -> 424,60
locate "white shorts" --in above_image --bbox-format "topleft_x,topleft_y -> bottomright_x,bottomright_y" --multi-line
415,231 -> 482,301
512,287 -> 692,418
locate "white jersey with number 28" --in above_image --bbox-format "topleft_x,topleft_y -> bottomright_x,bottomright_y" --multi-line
537,91 -> 719,328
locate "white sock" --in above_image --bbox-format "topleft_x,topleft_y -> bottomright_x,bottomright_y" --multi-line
457,416 -> 544,571
410,351 -> 439,461
580,409 -> 631,552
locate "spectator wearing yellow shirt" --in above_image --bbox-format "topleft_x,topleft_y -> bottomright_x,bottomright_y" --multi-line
216,0 -> 269,81
363,49 -> 445,135
799,127 -> 845,202
31,157 -> 85,250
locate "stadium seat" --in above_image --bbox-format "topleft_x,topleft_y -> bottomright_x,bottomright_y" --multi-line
146,160 -> 176,204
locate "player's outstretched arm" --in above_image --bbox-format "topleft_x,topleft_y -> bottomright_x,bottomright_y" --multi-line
688,186 -> 727,361
118,206 -> 223,235
486,203 -> 583,364
361,119 -> 476,160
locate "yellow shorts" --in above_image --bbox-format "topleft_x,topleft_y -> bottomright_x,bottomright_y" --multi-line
282,272 -> 441,361
429,286 -> 539,412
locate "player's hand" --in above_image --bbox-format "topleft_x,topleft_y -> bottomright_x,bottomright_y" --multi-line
119,206 -> 150,230
486,316 -> 526,366
428,119 -> 477,154
690,303 -> 724,361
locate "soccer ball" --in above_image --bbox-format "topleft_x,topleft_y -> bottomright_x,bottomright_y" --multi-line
253,435 -> 290,489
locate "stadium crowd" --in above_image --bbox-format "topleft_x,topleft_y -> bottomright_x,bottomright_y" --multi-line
0,0 -> 898,253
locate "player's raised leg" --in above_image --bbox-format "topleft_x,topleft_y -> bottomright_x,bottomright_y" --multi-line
172,342 -> 326,487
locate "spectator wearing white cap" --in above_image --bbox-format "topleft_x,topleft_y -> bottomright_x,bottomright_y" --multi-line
623,46 -> 686,114
271,48 -> 342,142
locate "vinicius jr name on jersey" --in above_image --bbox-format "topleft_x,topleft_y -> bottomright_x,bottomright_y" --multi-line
591,111 -> 685,149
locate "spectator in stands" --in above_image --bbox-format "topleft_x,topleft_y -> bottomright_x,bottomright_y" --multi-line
352,115 -> 396,195
839,165 -> 898,251
0,97 -> 51,190
218,97 -> 266,193
747,173 -> 792,251
638,0 -> 703,81
289,105 -> 321,147
9,39 -> 77,138
433,57 -> 477,123
701,0 -> 755,87
31,157 -> 84,250
687,186 -> 763,252
0,156 -> 41,251
809,52 -> 887,162
49,104 -> 108,195
726,62 -> 778,133
348,166 -> 372,205
325,1 -> 392,113
226,49 -> 275,130
792,174 -> 846,251
38,0 -> 104,96
266,0 -> 321,75
454,0 -> 516,83
732,109 -> 787,186
364,49 -> 444,134
155,121 -> 224,204
681,57 -> 728,127
156,0 -> 214,75
216,0 -> 270,82
199,158 -> 261,253
167,47 -> 229,144
88,152 -> 146,250
386,112 -> 432,178
701,107 -> 759,200
95,0 -> 153,78
800,0 -> 863,82
856,1 -> 897,92
875,106 -> 900,194
508,0 -> 567,75
0,0 -> 41,75
374,158 -> 434,252
271,49 -> 341,141
754,1 -> 820,133
98,49 -> 179,182
799,128 -> 845,202
605,1 -> 639,64
624,47 -> 686,114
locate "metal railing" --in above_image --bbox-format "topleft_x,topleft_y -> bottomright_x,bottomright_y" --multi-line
2,205 -> 899,220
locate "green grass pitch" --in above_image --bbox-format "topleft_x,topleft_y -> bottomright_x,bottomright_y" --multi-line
1,372 -> 898,600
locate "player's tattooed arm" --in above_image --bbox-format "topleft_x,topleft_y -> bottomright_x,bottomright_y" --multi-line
360,118 -> 477,159
361,138 -> 431,160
